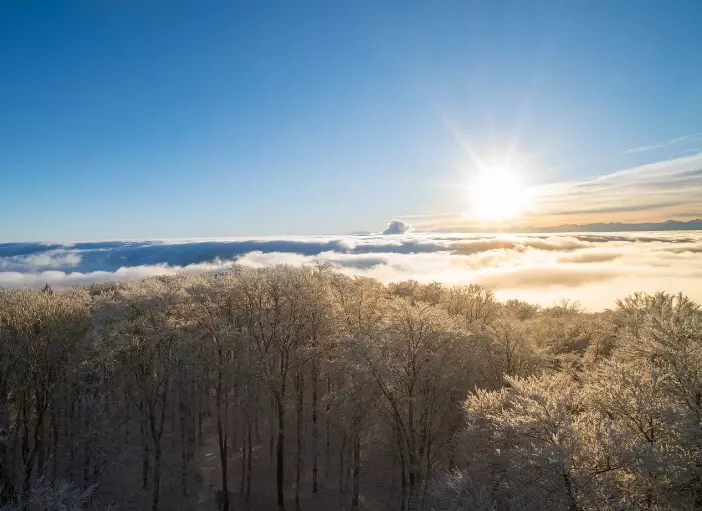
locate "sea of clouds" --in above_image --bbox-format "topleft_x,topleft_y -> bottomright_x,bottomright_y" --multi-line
2,227 -> 702,310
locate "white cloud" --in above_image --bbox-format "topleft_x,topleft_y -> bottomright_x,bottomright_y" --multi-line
0,260 -> 238,289
382,219 -> 414,235
24,251 -> 83,267
2,232 -> 702,310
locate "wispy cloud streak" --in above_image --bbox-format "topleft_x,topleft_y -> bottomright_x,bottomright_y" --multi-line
526,153 -> 702,223
625,132 -> 702,153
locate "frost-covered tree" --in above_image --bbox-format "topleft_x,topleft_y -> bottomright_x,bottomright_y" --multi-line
0,289 -> 90,504
349,299 -> 472,510
457,292 -> 702,511
1,271 -> 700,511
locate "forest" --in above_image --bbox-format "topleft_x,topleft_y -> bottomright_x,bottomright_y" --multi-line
0,265 -> 701,511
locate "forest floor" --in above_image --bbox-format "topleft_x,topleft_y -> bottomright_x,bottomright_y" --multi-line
194,424 -> 219,509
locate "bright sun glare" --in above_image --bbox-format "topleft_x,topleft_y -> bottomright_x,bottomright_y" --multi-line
468,167 -> 531,221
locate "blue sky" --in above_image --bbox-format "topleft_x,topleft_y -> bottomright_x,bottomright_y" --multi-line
1,0 -> 701,241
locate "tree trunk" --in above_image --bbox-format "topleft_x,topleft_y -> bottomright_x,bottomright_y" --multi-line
34,395 -> 46,481
339,431 -> 347,496
421,436 -> 431,511
246,417 -> 253,500
325,379 -> 332,484
0,388 -> 14,504
0,441 -> 14,505
276,386 -> 286,511
408,455 -> 418,511
50,405 -> 59,481
198,407 -> 204,447
21,402 -> 31,507
180,399 -> 189,497
198,379 -> 204,447
82,400 -> 90,485
152,444 -> 161,511
67,392 -> 77,479
0,386 -> 13,505
269,398 -> 276,464
23,398 -> 47,505
295,371 -> 304,511
407,398 -> 418,511
216,378 -> 229,511
240,416 -> 247,496
141,413 -> 150,490
254,392 -> 261,444
311,362 -> 319,494
352,425 -> 360,511
343,434 -> 351,505
150,371 -> 170,511
396,428 -> 407,511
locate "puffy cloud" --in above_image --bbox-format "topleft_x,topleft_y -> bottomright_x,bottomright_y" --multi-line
23,250 -> 83,268
0,250 -> 83,271
382,219 -> 413,235
2,231 -> 702,310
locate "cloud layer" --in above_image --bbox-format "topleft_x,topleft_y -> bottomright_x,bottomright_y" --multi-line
2,231 -> 701,310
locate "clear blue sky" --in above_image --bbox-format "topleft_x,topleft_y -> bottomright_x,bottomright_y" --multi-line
1,0 -> 701,241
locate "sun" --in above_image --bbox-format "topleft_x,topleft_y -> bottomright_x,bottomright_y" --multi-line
467,167 -> 531,222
